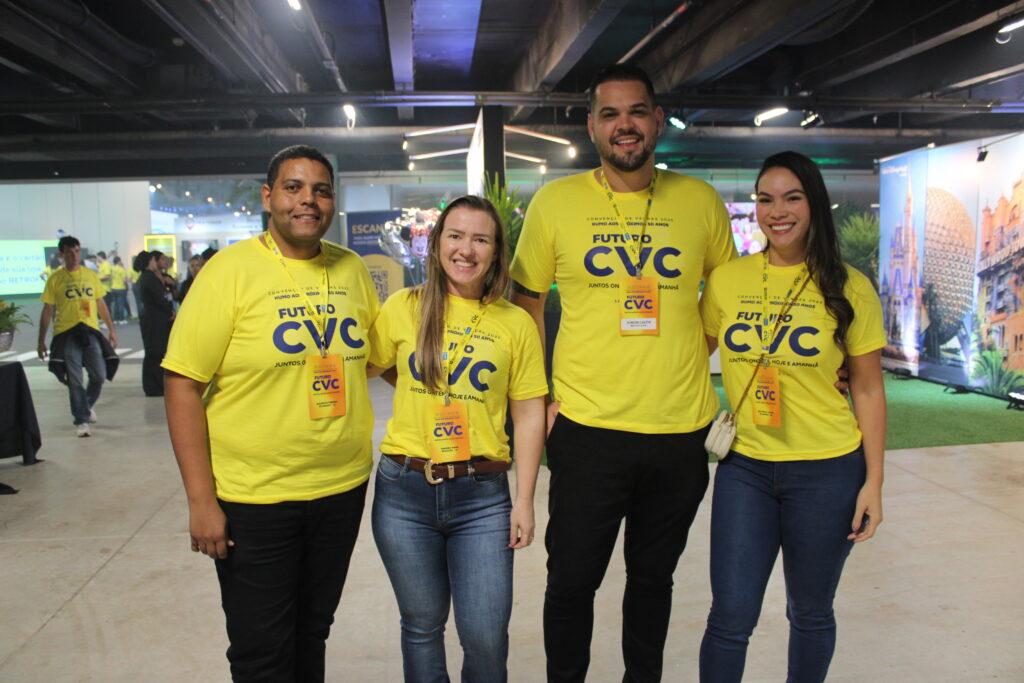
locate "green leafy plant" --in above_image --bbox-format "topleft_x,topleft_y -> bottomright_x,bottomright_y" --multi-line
0,300 -> 32,333
971,348 -> 1024,397
838,211 -> 880,290
483,173 -> 525,260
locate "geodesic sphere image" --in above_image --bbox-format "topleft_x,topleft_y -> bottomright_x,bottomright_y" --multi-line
923,187 -> 976,345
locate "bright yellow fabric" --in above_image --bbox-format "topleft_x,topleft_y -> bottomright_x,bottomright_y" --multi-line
40,267 -> 108,335
110,265 -> 128,290
510,169 -> 736,433
98,260 -> 112,283
129,269 -> 140,284
700,257 -> 886,461
369,289 -> 548,461
161,236 -> 380,504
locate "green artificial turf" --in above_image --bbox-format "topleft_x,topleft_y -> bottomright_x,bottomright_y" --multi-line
710,373 -> 1023,451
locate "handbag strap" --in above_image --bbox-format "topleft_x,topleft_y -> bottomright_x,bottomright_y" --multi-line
731,269 -> 812,415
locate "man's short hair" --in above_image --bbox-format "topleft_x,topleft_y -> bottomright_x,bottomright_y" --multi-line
587,64 -> 657,112
266,145 -> 335,189
97,251 -> 107,259
57,235 -> 80,253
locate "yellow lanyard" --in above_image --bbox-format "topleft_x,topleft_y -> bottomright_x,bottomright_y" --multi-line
599,169 -> 657,278
262,231 -> 330,357
441,304 -> 487,405
760,251 -> 809,356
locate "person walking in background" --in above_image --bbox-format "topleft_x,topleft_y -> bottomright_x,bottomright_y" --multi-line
37,235 -> 118,437
368,195 -> 547,682
109,256 -> 129,323
698,151 -> 887,683
134,250 -> 174,397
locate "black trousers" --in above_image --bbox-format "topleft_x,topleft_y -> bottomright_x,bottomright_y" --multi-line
544,415 -> 711,683
215,483 -> 368,682
139,312 -> 170,396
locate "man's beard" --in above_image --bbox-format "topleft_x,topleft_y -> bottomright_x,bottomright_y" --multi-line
597,130 -> 657,173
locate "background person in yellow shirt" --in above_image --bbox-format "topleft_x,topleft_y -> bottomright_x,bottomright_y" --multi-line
163,145 -> 379,681
368,196 -> 547,682
510,64 -> 736,681
108,256 -> 129,323
698,151 -> 887,682
37,235 -> 117,437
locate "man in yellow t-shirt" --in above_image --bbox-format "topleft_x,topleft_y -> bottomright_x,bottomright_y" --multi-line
510,64 -> 736,681
38,235 -> 117,438
162,145 -> 379,680
108,256 -> 128,323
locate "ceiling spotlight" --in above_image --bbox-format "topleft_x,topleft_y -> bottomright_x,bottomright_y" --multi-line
998,15 -> 1024,34
668,116 -> 687,131
156,183 -> 163,189
753,107 -> 788,126
402,139 -> 409,151
342,104 -> 356,129
540,164 -> 547,175
206,196 -> 213,203
831,203 -> 840,210
750,193 -> 757,201
225,202 -> 231,207
286,0 -> 301,10
799,111 -> 823,129
655,162 -> 668,170
977,148 -> 989,162
184,190 -> 191,197
567,146 -> 577,158
233,211 -> 240,217
148,185 -> 156,193
407,161 -> 415,171
927,142 -> 936,149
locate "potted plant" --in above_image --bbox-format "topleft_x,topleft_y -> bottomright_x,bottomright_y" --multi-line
0,300 -> 32,351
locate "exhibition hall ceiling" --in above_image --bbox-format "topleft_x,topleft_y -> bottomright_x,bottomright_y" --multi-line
0,0 -> 1022,180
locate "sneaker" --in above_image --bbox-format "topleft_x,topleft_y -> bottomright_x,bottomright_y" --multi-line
76,423 -> 91,437
89,409 -> 97,424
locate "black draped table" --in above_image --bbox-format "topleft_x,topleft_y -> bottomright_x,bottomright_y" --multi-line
0,361 -> 42,466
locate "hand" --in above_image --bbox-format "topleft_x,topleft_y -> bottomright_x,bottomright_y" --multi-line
508,500 -> 536,549
108,330 -> 118,348
848,483 -> 883,542
834,366 -> 849,397
189,499 -> 233,559
546,401 -> 560,438
37,341 -> 48,361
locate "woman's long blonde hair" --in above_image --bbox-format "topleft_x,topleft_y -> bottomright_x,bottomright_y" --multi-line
411,195 -> 510,391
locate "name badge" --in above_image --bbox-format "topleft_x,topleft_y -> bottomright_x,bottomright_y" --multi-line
427,401 -> 471,463
306,354 -> 346,420
751,365 -> 781,427
619,276 -> 659,336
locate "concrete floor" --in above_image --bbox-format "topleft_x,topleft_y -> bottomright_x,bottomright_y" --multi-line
1,361 -> 1022,682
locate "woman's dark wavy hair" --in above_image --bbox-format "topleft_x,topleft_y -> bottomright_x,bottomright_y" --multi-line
757,151 -> 853,352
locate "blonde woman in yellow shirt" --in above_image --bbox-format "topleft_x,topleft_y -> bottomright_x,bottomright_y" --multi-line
699,151 -> 887,682
368,196 -> 548,682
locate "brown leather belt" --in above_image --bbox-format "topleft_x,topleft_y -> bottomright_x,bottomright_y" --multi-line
384,453 -> 510,484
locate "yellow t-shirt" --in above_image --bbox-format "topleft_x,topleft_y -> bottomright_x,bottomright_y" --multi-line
40,267 -> 108,335
129,269 -> 140,284
161,236 -> 380,504
700,256 -> 886,460
110,265 -> 128,290
369,289 -> 548,461
510,169 -> 736,433
98,260 -> 112,284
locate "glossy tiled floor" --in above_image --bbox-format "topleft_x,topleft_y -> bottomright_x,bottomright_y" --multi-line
1,363 -> 1022,682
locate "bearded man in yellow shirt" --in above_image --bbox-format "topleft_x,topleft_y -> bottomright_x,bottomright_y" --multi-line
163,145 -> 379,681
511,64 -> 737,682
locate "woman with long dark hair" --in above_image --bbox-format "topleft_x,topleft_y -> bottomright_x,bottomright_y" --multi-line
367,195 -> 547,682
698,151 -> 887,682
134,250 -> 174,396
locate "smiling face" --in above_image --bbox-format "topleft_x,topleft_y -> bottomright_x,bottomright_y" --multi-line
588,79 -> 664,174
756,166 -> 812,265
261,157 -> 335,258
437,207 -> 497,299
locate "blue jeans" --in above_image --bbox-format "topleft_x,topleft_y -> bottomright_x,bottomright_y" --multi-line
372,454 -> 513,683
64,332 -> 105,425
700,449 -> 865,683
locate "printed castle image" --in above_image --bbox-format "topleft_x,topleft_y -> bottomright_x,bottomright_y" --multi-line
880,190 -> 921,364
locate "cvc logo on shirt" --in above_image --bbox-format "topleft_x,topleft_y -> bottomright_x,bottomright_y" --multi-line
583,245 -> 682,278
407,352 -> 496,392
723,321 -> 821,357
64,285 -> 94,298
273,317 -> 364,354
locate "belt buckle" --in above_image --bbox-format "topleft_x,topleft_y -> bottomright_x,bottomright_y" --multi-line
423,458 -> 442,485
